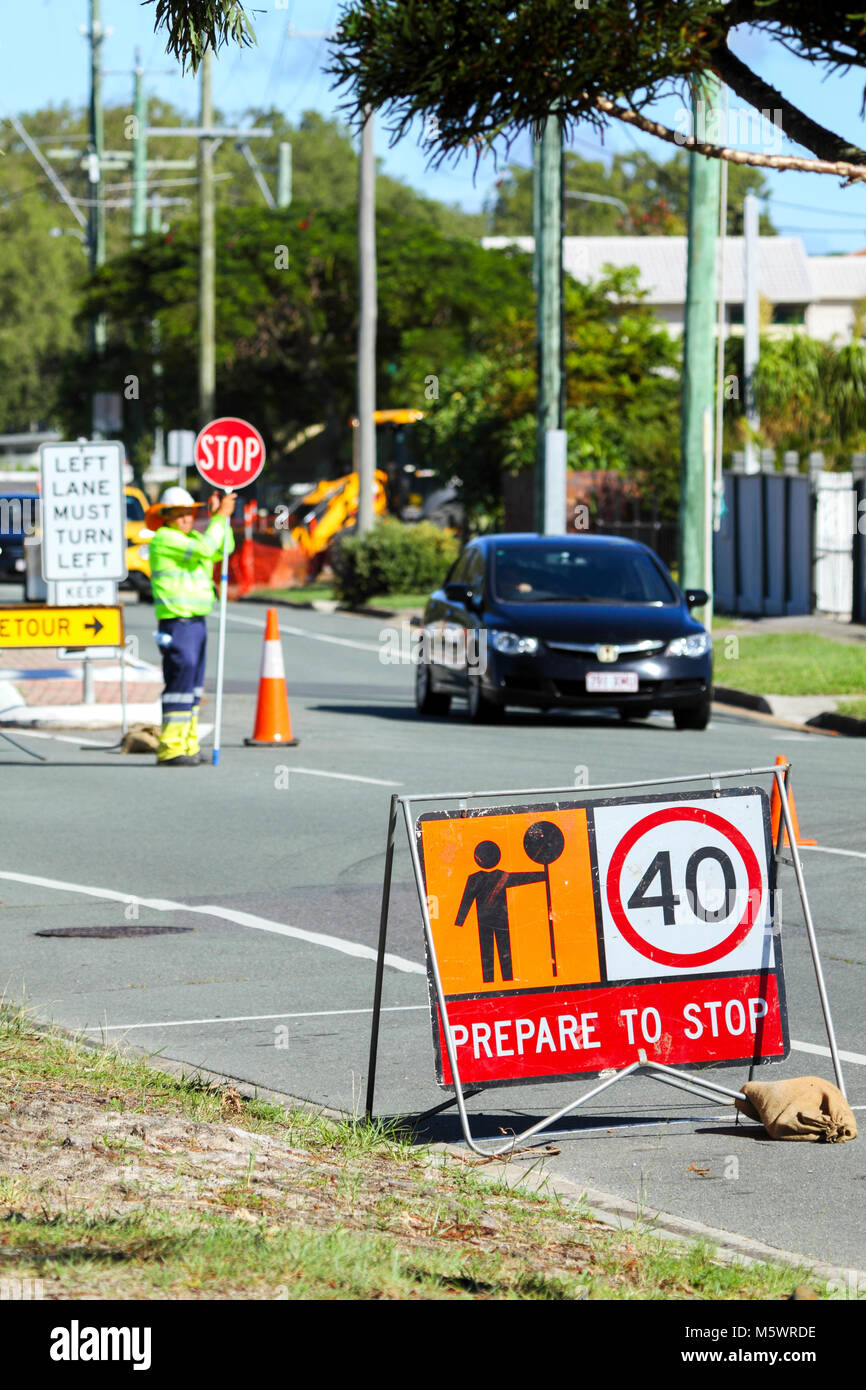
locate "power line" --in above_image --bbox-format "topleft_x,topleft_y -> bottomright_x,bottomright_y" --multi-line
758,196 -> 866,221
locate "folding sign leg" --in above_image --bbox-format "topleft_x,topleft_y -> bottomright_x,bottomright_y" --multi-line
774,768 -> 847,1097
365,795 -> 399,1121
0,729 -> 46,761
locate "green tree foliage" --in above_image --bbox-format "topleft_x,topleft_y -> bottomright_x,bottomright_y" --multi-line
0,104 -> 481,434
146,0 -> 255,72
0,111 -> 89,432
332,518 -> 459,606
724,333 -> 866,462
418,261 -> 681,525
61,204 -> 532,467
487,151 -> 776,238
328,1 -> 866,173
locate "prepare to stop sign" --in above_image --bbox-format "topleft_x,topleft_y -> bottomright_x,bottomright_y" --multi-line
417,787 -> 788,1088
195,416 -> 266,490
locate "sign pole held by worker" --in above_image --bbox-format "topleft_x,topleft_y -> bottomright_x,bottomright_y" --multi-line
194,417 -> 267,766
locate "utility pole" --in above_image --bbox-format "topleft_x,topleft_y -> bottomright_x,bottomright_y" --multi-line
198,47 -> 216,427
743,191 -> 761,474
140,103 -> 272,430
277,142 -> 292,208
679,76 -> 721,628
356,108 -> 377,537
131,47 -> 148,240
86,0 -> 107,352
533,112 -> 564,533
714,84 -> 729,534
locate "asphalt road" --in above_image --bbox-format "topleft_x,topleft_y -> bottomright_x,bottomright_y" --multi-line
1,597 -> 864,1274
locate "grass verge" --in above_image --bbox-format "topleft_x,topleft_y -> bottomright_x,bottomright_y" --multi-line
0,1007 -> 836,1301
834,698 -> 866,720
714,632 -> 866,696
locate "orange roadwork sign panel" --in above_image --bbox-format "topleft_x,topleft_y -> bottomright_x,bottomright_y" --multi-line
417,789 -> 789,1090
419,808 -> 600,997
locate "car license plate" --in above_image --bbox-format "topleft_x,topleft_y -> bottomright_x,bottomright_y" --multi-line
586,671 -> 639,693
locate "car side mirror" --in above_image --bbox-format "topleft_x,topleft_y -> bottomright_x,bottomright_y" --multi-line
684,588 -> 709,608
444,582 -> 474,606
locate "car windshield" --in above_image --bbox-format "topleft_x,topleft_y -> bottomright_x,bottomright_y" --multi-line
125,496 -> 146,522
492,544 -> 676,605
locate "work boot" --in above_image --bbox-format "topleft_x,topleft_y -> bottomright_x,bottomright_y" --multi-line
156,717 -> 192,764
157,754 -> 198,766
185,709 -> 202,759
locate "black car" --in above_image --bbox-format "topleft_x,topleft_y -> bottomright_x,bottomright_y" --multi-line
415,534 -> 713,730
0,492 -> 39,581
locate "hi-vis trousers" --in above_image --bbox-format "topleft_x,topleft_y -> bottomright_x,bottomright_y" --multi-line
156,616 -> 207,761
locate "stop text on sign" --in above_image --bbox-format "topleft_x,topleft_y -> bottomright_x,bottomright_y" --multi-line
417,788 -> 788,1089
194,417 -> 266,490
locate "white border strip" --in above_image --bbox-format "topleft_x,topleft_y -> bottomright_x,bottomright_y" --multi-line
0,869 -> 424,976
84,1004 -> 426,1033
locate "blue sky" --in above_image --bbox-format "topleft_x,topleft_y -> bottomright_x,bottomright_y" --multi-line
4,0 -> 866,254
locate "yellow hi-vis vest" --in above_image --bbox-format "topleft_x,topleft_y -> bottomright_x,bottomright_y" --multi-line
149,516 -> 235,619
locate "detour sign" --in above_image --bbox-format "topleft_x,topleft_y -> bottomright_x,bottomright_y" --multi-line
417,788 -> 788,1088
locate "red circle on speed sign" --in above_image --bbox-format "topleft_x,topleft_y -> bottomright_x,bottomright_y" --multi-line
194,416 -> 266,490
606,806 -> 763,969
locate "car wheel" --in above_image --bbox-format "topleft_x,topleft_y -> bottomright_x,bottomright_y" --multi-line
415,661 -> 450,717
673,699 -> 711,731
619,704 -> 652,722
467,674 -> 505,723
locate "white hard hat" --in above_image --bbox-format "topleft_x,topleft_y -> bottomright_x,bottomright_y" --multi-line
159,486 -> 197,509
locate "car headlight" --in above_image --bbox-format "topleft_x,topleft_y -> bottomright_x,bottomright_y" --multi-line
138,544 -> 149,560
490,630 -> 540,655
665,632 -> 712,658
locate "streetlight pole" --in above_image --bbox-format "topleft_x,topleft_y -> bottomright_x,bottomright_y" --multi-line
198,47 -> 215,427
534,112 -> 564,533
679,76 -> 721,628
356,107 -> 377,537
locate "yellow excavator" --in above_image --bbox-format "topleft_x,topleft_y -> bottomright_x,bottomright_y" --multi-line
288,410 -> 425,563
288,468 -> 389,561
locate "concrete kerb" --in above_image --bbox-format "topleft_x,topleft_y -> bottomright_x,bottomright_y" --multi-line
446,1151 -> 866,1297
712,698 -> 839,737
27,1018 -> 864,1297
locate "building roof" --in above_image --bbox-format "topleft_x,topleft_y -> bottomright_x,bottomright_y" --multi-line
483,235 -> 815,304
807,254 -> 866,302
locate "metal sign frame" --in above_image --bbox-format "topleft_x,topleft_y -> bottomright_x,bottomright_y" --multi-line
365,763 -> 846,1157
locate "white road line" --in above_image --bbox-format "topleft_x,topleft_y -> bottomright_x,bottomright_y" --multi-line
791,1039 -> 866,1066
289,767 -> 401,787
0,869 -> 424,976
225,612 -> 382,653
84,1004 -> 427,1033
10,730 -> 116,748
799,846 -> 866,861
81,1021 -> 866,1066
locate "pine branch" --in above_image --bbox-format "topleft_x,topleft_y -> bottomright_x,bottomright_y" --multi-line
594,96 -> 866,184
710,40 -> 866,166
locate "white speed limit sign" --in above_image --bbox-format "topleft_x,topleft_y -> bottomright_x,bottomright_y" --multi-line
593,790 -> 774,982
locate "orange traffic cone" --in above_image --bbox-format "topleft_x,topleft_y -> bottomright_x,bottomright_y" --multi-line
244,608 -> 298,746
770,755 -> 816,847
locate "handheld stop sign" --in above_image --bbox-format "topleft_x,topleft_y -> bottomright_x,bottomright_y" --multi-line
194,417 -> 267,765
194,416 -> 266,491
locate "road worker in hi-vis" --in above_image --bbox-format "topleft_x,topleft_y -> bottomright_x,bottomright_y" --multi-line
148,486 -> 235,765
